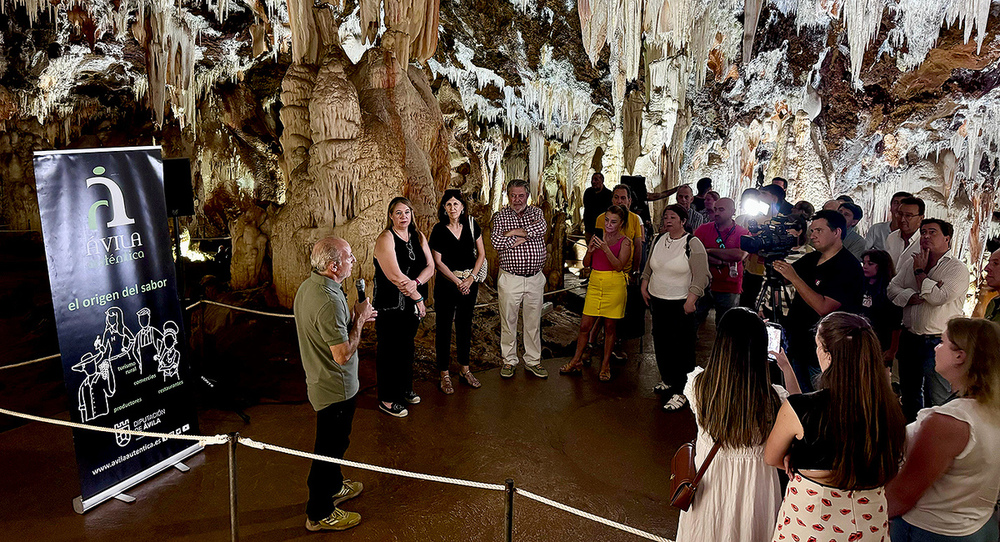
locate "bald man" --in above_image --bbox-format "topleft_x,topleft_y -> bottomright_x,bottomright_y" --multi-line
693,197 -> 749,327
985,249 -> 1000,323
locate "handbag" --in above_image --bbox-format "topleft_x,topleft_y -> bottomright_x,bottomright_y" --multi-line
470,216 -> 488,282
669,439 -> 722,511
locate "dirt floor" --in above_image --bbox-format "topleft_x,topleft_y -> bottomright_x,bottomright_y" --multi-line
0,232 -> 718,541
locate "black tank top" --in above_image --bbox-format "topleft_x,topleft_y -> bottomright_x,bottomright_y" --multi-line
787,390 -> 836,471
373,228 -> 428,312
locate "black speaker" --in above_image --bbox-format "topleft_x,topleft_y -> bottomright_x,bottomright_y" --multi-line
163,158 -> 195,217
620,175 -> 650,223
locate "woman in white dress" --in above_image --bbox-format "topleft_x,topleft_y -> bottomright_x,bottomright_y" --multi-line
677,307 -> 800,542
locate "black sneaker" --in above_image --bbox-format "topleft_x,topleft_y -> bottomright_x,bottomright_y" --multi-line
379,402 -> 408,418
402,391 -> 421,404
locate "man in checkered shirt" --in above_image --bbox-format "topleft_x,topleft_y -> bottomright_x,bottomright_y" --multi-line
491,179 -> 549,379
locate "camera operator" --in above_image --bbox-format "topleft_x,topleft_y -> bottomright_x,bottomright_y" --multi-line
771,210 -> 864,392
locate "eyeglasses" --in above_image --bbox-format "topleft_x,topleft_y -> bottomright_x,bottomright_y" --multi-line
895,212 -> 921,219
716,237 -> 726,248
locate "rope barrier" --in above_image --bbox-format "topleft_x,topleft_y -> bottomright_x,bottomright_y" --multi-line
0,406 -> 671,540
0,353 -> 60,370
515,488 -> 673,542
237,437 -> 506,492
0,407 -> 230,447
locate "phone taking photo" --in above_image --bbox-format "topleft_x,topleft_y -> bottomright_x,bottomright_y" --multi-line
766,323 -> 783,360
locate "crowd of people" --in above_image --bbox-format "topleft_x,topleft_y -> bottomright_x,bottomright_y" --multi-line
290,174 -> 1000,539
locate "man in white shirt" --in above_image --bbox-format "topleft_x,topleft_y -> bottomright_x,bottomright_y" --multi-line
866,191 -> 911,251
887,218 -> 970,422
885,197 -> 923,267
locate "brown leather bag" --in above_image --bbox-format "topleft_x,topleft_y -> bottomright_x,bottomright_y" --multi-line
669,439 -> 722,511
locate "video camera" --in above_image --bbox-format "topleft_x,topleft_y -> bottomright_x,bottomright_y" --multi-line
739,215 -> 799,262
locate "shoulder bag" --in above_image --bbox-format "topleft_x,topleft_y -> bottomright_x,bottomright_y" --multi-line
669,438 -> 722,511
470,216 -> 488,282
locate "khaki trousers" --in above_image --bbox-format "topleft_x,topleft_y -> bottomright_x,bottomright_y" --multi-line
497,270 -> 545,366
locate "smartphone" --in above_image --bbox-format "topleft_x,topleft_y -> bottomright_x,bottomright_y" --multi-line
766,323 -> 783,360
594,229 -> 604,240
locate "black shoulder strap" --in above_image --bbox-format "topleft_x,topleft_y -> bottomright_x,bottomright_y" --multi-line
685,234 -> 692,259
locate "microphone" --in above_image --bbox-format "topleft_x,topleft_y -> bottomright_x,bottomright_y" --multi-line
355,278 -> 366,303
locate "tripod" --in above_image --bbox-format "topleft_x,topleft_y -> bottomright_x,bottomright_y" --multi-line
754,259 -> 791,325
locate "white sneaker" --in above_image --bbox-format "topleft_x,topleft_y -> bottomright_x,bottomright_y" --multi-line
663,394 -> 687,411
653,381 -> 669,394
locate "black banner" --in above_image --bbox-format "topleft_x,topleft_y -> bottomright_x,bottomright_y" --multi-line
33,147 -> 201,512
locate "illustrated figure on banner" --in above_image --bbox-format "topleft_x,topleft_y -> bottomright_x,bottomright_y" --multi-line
155,321 -> 181,380
102,306 -> 136,367
72,346 -> 117,422
132,308 -> 162,374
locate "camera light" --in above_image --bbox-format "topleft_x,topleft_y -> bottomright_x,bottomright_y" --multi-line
743,198 -> 770,216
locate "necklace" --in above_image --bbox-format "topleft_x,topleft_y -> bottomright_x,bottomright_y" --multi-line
394,228 -> 416,260
664,232 -> 685,248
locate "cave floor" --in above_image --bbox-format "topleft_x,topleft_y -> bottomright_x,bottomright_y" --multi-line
0,320 -> 716,542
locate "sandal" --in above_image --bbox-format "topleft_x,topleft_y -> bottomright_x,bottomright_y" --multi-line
599,369 -> 611,381
559,362 -> 583,375
440,374 -> 454,395
459,370 -> 481,388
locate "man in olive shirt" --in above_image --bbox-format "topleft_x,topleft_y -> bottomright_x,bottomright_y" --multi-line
294,237 -> 376,532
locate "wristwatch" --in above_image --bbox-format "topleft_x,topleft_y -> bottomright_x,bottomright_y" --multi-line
913,268 -> 925,275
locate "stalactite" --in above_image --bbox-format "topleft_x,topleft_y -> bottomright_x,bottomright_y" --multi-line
528,128 -> 546,198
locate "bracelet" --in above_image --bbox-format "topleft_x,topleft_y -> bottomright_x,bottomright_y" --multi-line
914,268 -> 925,275
415,296 -> 425,303
415,278 -> 421,286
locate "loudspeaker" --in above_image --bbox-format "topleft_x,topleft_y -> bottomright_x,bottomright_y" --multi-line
163,158 -> 195,217
620,175 -> 649,223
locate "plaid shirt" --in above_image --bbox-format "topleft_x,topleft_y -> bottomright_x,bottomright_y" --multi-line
491,205 -> 547,276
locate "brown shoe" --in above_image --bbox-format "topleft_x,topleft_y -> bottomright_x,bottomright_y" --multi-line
440,373 -> 454,395
459,370 -> 481,388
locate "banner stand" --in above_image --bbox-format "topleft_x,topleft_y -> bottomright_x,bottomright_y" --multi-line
73,443 -> 203,514
34,146 -> 202,514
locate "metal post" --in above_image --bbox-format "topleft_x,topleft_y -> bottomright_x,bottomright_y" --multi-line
228,432 -> 239,542
504,478 -> 514,542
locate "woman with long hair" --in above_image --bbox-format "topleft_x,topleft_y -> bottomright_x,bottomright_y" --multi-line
860,249 -> 902,366
559,204 -> 632,381
765,312 -> 906,541
640,204 -> 710,411
428,189 -> 485,394
886,318 -> 1000,541
373,197 -> 435,418
677,307 -> 800,542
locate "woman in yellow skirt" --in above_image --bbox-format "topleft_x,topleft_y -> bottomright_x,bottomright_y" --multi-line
560,205 -> 632,381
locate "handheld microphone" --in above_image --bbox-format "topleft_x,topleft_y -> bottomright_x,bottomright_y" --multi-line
355,278 -> 367,303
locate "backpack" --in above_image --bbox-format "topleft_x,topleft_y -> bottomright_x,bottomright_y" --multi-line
652,232 -> 692,259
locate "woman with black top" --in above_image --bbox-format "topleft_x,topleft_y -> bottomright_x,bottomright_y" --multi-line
429,189 -> 485,395
860,249 -> 902,367
373,197 -> 435,418
764,312 -> 906,541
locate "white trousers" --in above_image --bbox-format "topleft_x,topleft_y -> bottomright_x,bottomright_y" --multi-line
497,270 -> 545,366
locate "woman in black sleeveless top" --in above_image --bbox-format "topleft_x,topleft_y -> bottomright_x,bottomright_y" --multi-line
428,189 -> 485,395
373,197 -> 434,418
764,312 -> 905,541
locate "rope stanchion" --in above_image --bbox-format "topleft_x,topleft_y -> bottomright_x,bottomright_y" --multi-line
515,488 -> 673,542
228,432 -> 240,542
237,437 -> 506,492
0,353 -> 60,370
0,407 -> 230,447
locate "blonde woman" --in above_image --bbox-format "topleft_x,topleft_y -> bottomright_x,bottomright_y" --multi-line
886,318 -> 1000,541
559,205 -> 632,381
